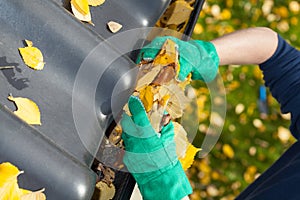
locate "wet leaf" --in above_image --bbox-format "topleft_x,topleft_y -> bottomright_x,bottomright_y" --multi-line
19,40 -> 45,70
88,0 -> 105,6
107,21 -> 122,33
8,95 -> 41,125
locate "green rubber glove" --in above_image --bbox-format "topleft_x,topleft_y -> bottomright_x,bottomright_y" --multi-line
137,36 -> 219,82
121,96 -> 192,200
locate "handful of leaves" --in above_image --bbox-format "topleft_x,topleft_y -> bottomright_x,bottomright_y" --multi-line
120,39 -> 200,170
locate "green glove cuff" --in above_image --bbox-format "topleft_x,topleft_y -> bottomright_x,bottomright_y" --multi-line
188,40 -> 220,82
138,161 -> 193,200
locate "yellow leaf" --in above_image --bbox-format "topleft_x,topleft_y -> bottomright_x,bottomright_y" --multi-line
0,162 -> 23,200
139,85 -> 154,112
20,189 -> 46,200
71,1 -> 92,24
179,143 -> 201,170
153,39 -> 178,67
88,0 -> 105,6
19,41 -> 45,70
222,144 -> 234,159
71,0 -> 89,15
8,95 -> 41,125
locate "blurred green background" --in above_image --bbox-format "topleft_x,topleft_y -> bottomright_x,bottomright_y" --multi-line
188,0 -> 300,199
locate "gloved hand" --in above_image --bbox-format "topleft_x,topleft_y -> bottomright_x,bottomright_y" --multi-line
137,36 -> 219,82
121,96 -> 192,200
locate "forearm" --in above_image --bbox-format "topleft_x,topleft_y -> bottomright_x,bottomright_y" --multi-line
211,27 -> 278,66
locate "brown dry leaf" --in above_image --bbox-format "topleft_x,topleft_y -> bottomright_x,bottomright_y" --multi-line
159,83 -> 190,119
0,162 -> 23,200
179,143 -> 201,170
20,189 -> 46,200
135,65 -> 161,91
160,1 -> 194,25
173,122 -> 189,158
8,95 -> 41,125
148,101 -> 166,132
88,0 -> 105,6
107,21 -> 123,33
71,0 -> 92,24
19,40 -> 45,70
153,39 -> 179,67
96,181 -> 115,200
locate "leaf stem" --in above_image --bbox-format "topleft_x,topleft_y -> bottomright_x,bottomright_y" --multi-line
0,66 -> 15,70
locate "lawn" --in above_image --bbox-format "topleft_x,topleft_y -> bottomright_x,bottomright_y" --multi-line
187,0 -> 300,199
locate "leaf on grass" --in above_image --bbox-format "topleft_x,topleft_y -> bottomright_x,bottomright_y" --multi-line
222,144 -> 234,159
107,21 -> 123,33
19,40 -> 45,70
88,0 -> 105,6
179,143 -> 201,171
0,162 -> 23,200
8,95 -> 41,125
96,181 -> 115,200
71,0 -> 92,24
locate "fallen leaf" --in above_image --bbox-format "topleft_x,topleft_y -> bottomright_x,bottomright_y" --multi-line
107,21 -> 123,33
160,1 -> 194,26
19,40 -> 45,70
179,143 -> 201,170
88,0 -> 105,6
20,189 -> 46,200
71,1 -> 93,24
139,85 -> 154,112
71,0 -> 89,15
0,162 -> 23,200
222,144 -> 234,159
173,122 -> 189,158
8,95 -> 41,125
96,181 -> 115,200
0,162 -> 46,200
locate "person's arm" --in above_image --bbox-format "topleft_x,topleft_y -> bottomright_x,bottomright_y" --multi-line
211,27 -> 278,65
212,27 -> 300,137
